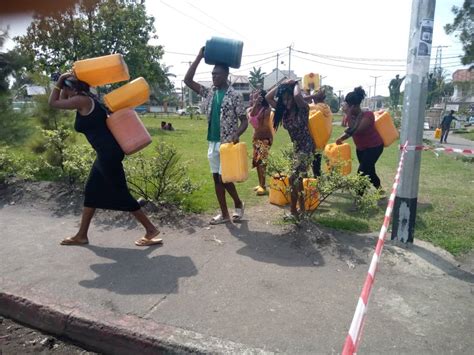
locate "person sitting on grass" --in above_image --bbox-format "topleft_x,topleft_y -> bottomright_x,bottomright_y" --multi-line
248,89 -> 273,196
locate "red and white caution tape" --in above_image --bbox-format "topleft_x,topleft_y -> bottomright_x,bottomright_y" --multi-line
400,144 -> 474,155
342,142 -> 408,355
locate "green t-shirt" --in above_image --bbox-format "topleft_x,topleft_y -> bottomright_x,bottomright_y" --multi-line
207,89 -> 225,142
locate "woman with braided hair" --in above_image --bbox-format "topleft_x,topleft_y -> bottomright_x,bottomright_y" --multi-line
48,73 -> 161,247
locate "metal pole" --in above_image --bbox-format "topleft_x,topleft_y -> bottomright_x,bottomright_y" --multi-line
276,53 -> 279,84
288,45 -> 292,76
392,0 -> 436,244
370,75 -> 381,110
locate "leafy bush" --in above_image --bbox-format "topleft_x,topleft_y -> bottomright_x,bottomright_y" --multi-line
0,147 -> 39,184
0,94 -> 31,145
266,145 -> 379,222
62,144 -> 95,185
125,141 -> 199,208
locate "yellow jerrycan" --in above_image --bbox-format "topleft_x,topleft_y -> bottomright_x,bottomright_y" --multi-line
73,54 -> 129,87
374,111 -> 399,147
106,108 -> 152,155
324,143 -> 352,176
301,178 -> 319,211
308,106 -> 333,150
269,174 -> 290,206
219,142 -> 249,183
303,73 -> 320,92
434,128 -> 441,139
104,77 -> 150,112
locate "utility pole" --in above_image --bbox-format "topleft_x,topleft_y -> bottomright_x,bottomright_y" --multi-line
370,75 -> 381,110
391,0 -> 436,244
276,53 -> 279,84
320,75 -> 327,87
338,89 -> 343,106
288,45 -> 292,76
433,45 -> 448,80
182,61 -> 193,106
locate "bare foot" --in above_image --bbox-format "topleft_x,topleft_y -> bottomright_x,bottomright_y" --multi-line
60,235 -> 89,246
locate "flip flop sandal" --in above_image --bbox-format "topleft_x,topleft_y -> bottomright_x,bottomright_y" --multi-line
232,202 -> 245,221
210,214 -> 230,225
135,236 -> 163,247
60,237 -> 89,246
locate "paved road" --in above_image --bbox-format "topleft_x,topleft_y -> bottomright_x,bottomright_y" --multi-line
1,190 -> 473,354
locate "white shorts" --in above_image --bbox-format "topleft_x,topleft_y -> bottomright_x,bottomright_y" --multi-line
207,141 -> 221,174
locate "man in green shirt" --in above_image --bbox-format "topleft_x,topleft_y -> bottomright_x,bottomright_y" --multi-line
184,47 -> 248,225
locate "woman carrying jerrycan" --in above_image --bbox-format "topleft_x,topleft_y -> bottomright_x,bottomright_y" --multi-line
266,79 -> 315,221
49,73 -> 162,247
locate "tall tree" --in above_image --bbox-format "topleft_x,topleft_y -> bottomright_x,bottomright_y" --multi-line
249,67 -> 266,89
444,0 -> 473,65
15,0 -> 168,88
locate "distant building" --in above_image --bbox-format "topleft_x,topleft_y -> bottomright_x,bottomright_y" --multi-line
263,69 -> 300,91
451,66 -> 474,102
198,74 -> 255,107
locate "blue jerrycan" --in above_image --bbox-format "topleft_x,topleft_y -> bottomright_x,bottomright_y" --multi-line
204,37 -> 244,69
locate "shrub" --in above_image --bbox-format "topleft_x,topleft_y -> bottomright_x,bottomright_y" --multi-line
125,141 -> 199,208
266,146 -> 379,222
0,147 -> 39,184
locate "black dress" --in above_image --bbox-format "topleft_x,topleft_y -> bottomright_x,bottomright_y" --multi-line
74,99 -> 140,212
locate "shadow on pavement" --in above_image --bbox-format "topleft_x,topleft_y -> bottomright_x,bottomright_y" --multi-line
78,245 -> 198,294
411,243 -> 474,284
226,220 -> 325,267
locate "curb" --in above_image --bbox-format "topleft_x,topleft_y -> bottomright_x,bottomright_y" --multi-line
0,291 -> 271,354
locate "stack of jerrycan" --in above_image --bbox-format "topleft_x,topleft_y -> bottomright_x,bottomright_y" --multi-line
303,73 -> 320,92
300,178 -> 319,211
269,174 -> 290,206
324,143 -> 352,176
373,110 -> 399,147
73,54 -> 151,155
308,103 -> 333,150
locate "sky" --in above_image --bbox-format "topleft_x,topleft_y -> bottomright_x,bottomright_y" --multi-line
0,0 -> 468,97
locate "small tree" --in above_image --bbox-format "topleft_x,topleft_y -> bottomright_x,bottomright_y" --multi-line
249,67 -> 266,89
444,0 -> 473,65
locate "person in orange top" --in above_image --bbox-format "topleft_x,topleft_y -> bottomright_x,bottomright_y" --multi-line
248,89 -> 273,195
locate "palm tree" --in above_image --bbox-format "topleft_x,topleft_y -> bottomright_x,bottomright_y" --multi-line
249,66 -> 266,89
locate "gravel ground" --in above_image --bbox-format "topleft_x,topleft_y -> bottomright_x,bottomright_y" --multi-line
0,316 -> 99,355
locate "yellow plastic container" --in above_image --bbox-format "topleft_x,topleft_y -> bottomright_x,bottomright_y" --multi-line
303,73 -> 320,92
302,178 -> 319,211
269,174 -> 290,206
106,108 -> 152,155
219,142 -> 249,183
434,128 -> 441,139
308,108 -> 333,150
104,77 -> 150,112
324,143 -> 352,176
73,54 -> 129,87
374,111 -> 399,147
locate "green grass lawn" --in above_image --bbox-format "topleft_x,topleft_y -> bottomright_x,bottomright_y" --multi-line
453,130 -> 474,141
8,113 -> 474,255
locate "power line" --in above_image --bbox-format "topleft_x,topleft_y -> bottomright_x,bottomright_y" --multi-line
292,54 -> 405,72
295,48 -> 406,62
183,0 -> 247,40
159,0 -> 225,36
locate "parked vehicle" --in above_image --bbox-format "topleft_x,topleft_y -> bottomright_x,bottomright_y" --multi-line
177,106 -> 201,116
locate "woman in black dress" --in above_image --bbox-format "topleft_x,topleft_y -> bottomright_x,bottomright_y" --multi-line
49,73 -> 161,247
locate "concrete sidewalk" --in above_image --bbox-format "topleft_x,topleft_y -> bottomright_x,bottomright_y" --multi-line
1,199 -> 473,354
423,129 -> 474,151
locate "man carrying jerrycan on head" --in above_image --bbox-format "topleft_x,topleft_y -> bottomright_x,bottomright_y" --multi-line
184,46 -> 248,225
